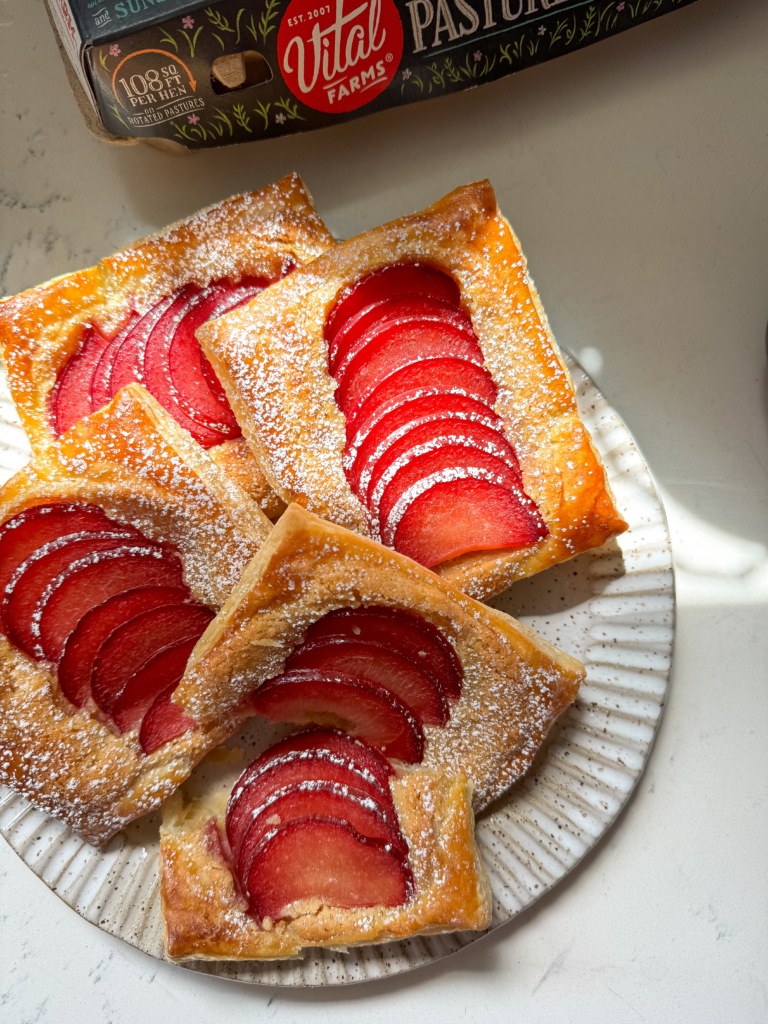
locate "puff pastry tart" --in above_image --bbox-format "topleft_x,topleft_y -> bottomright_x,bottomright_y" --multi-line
200,179 -> 627,599
160,756 -> 491,960
173,503 -> 585,813
0,173 -> 333,516
160,503 -> 580,957
0,383 -> 271,846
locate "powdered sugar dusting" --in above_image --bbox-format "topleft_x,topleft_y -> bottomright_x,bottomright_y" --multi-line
106,175 -> 335,314
160,766 -> 490,958
0,383 -> 271,844
0,174 -> 335,478
200,181 -> 624,599
176,507 -> 582,815
381,466 -> 522,546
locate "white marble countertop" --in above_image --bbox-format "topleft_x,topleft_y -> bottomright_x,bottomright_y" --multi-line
1,0 -> 767,1020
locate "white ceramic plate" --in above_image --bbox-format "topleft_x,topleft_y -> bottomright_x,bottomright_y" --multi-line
0,353 -> 673,986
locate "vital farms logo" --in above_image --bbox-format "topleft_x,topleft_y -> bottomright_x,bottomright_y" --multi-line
277,0 -> 403,114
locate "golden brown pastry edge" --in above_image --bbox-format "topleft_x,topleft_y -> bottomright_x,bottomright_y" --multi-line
174,504 -> 585,812
199,179 -> 627,600
0,173 -> 334,481
0,388 -> 269,844
159,767 -> 492,960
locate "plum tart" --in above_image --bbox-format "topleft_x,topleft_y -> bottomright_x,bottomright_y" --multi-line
0,384 -> 270,845
161,734 -> 491,959
0,174 -> 333,517
160,503 -> 581,957
199,179 -> 627,598
173,503 -> 584,813
0,178 -> 601,957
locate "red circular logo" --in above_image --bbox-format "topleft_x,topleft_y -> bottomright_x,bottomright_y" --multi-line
278,0 -> 403,114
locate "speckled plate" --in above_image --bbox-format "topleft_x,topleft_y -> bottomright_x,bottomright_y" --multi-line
0,352 -> 673,986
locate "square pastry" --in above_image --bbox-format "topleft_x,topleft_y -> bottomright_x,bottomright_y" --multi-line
0,384 -> 271,845
199,179 -> 627,599
160,761 -> 492,960
174,503 -> 585,813
0,173 -> 334,516
161,503 -> 583,960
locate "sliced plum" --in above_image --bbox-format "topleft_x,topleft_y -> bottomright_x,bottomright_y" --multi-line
90,297 -> 173,410
326,263 -> 461,344
58,584 -> 188,708
139,683 -> 195,754
2,530 -> 144,658
327,298 -> 404,372
330,297 -> 474,379
57,276 -> 268,441
334,321 -> 484,421
345,358 -> 498,446
55,315 -> 140,431
250,670 -> 424,763
304,608 -> 463,702
161,277 -> 266,439
52,327 -> 110,436
394,477 -> 549,567
324,256 -> 543,572
35,539 -> 189,664
244,816 -> 413,920
228,726 -> 394,809
287,638 -> 448,726
0,503 -> 116,600
367,418 -> 522,512
91,602 -> 213,716
111,289 -> 195,400
165,294 -> 242,437
377,445 -> 527,542
346,392 -> 501,492
89,333 -> 126,411
204,277 -> 271,317
140,288 -> 234,446
226,744 -> 396,862
236,780 -> 407,890
111,634 -> 201,733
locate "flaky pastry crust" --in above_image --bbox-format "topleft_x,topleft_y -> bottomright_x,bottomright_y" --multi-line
160,767 -> 491,960
0,173 -> 334,511
0,384 -> 272,606
0,385 -> 270,845
200,180 -> 627,600
209,439 -> 287,520
174,504 -> 585,812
